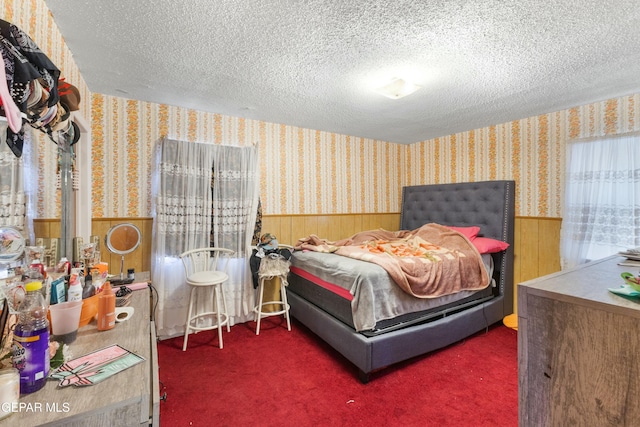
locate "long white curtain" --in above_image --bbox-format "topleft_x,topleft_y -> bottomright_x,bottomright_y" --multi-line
560,132 -> 640,269
211,144 -> 260,324
151,138 -> 259,339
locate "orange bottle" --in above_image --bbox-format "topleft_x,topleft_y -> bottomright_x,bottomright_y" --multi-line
97,282 -> 116,331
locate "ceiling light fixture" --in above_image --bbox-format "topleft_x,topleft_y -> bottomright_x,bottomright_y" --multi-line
374,78 -> 422,99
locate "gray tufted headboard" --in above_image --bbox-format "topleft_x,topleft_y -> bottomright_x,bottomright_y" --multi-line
400,180 -> 516,313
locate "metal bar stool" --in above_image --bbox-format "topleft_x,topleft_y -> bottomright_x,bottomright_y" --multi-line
254,244 -> 292,335
180,247 -> 234,350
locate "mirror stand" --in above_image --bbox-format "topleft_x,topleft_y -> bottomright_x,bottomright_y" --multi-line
112,253 -> 131,286
104,223 -> 141,286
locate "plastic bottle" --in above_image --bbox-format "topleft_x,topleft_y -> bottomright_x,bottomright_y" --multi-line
11,281 -> 50,394
25,263 -> 45,300
67,270 -> 83,302
56,257 -> 71,275
26,261 -> 44,282
82,269 -> 96,299
97,282 -> 115,331
84,268 -> 93,289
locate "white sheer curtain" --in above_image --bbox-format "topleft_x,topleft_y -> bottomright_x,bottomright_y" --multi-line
210,144 -> 260,324
151,138 -> 259,339
151,138 -> 215,338
560,132 -> 640,269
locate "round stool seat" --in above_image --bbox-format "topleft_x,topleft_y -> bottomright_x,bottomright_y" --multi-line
187,270 -> 228,286
179,247 -> 234,351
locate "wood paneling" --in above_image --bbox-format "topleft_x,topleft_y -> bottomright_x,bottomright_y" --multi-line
262,213 -> 401,244
93,218 -> 152,277
513,217 -> 562,313
263,214 -> 562,314
33,217 -> 153,276
35,214 -> 562,312
537,219 -> 562,276
31,219 -> 61,243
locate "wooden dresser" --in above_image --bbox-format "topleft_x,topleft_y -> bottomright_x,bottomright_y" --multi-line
518,255 -> 640,426
0,285 -> 159,426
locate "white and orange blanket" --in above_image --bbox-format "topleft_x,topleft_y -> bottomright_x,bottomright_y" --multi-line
295,223 -> 489,298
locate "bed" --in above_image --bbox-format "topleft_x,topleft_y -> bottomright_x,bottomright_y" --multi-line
286,180 -> 515,382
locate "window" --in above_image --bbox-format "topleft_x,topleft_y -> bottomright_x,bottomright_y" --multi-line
560,132 -> 640,269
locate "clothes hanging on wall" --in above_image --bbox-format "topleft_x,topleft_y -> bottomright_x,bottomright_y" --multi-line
0,19 -> 79,157
249,234 -> 292,288
58,78 -> 81,112
0,60 -> 22,133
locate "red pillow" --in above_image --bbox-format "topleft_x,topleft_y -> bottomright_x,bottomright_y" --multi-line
447,226 -> 481,240
472,237 -> 510,253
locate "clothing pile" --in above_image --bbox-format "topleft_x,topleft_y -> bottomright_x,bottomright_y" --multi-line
249,233 -> 292,288
0,19 -> 81,157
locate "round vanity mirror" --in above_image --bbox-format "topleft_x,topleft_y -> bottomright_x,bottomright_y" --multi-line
105,223 -> 141,255
105,223 -> 141,283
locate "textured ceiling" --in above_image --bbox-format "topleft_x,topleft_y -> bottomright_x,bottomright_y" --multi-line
44,0 -> 640,144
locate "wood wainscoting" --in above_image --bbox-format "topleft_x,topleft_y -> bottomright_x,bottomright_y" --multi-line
260,213 -> 401,246
34,214 -> 561,311
33,217 -> 153,276
263,214 -> 562,313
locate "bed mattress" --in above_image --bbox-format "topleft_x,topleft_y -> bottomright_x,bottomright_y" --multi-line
289,250 -> 495,336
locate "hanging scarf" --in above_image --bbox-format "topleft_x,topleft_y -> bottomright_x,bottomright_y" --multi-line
0,19 -> 61,157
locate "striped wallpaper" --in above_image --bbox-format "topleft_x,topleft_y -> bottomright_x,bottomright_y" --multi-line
8,1 -> 640,220
405,95 -> 640,218
89,96 -> 402,217
1,0 -> 90,219
88,93 -> 640,219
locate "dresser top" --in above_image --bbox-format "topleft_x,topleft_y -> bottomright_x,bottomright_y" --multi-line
0,287 -> 152,426
518,255 -> 640,317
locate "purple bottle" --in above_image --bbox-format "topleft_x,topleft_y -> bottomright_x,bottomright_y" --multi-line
12,281 -> 50,394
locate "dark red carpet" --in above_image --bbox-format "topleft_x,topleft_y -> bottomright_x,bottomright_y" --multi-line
158,318 -> 517,426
